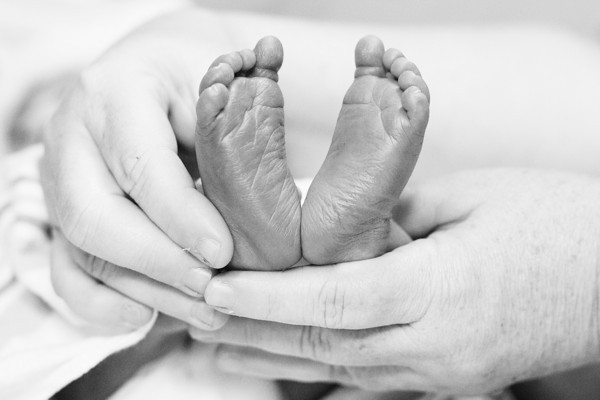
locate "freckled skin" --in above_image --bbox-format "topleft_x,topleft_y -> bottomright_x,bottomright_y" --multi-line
301,35 -> 430,265
196,36 -> 301,271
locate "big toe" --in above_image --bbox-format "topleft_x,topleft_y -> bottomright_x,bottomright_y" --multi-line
355,35 -> 386,78
250,36 -> 284,81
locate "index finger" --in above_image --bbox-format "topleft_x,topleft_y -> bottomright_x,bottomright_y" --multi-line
204,241 -> 435,329
78,75 -> 233,269
42,111 -> 220,294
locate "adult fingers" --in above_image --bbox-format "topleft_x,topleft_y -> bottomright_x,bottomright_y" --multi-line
215,345 -> 426,392
83,80 -> 233,269
190,317 -> 422,366
62,234 -> 229,331
322,386 -> 424,400
50,231 -> 153,332
42,116 -> 220,294
204,242 -> 436,329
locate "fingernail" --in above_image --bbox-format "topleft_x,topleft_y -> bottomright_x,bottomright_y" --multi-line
205,280 -> 236,313
191,238 -> 221,268
215,306 -> 235,315
190,301 -> 216,329
180,268 -> 212,297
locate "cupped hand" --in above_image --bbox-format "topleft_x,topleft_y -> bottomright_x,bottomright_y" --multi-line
190,169 -> 600,394
41,11 -> 237,331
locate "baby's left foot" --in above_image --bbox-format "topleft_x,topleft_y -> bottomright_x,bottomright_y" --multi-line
302,35 -> 430,265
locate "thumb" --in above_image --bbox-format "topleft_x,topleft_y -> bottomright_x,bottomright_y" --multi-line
393,175 -> 480,239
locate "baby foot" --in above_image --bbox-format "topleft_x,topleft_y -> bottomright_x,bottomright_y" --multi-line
195,36 -> 301,271
302,35 -> 430,265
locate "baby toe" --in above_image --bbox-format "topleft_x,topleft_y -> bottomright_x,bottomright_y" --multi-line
196,83 -> 229,130
398,71 -> 430,102
199,63 -> 235,94
382,48 -> 405,70
354,35 -> 386,78
401,86 -> 430,133
210,51 -> 244,71
390,57 -> 421,78
250,36 -> 284,81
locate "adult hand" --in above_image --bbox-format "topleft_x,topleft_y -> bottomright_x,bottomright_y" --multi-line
42,10 -> 237,331
191,169 -> 600,394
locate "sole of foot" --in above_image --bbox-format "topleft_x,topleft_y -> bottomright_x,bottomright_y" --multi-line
301,35 -> 430,265
195,36 -> 302,271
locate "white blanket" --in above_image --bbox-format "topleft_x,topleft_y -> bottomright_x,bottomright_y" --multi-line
0,145 -> 156,400
0,145 -> 294,400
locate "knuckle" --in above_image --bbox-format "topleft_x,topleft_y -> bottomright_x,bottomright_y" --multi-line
130,249 -> 164,281
299,326 -> 333,362
116,146 -> 161,201
315,279 -> 348,329
60,197 -> 102,251
241,320 -> 259,347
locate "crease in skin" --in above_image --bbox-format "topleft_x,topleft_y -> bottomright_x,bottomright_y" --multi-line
301,35 -> 430,265
197,34 -> 428,270
196,36 -> 301,270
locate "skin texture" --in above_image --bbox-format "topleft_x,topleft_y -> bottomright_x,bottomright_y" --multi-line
198,169 -> 600,394
42,12 -> 241,331
41,9 -> 600,398
302,35 -> 429,264
194,35 -> 429,399
196,37 -> 302,271
195,35 -> 429,270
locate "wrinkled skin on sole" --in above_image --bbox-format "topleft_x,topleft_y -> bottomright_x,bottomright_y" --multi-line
195,34 -> 430,400
301,35 -> 430,264
196,36 -> 301,271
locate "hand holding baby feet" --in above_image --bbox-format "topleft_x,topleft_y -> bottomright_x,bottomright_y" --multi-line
196,36 -> 302,271
302,35 -> 430,264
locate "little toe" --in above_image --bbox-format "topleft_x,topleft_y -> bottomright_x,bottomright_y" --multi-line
210,51 -> 244,70
398,71 -> 431,102
249,36 -> 284,81
239,48 -> 257,70
354,35 -> 386,78
401,86 -> 430,134
196,83 -> 229,130
199,63 -> 235,94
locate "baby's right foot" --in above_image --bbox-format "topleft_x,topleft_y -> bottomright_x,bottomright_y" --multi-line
195,37 -> 301,271
302,35 -> 430,265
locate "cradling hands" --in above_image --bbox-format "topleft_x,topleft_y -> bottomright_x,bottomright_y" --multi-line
42,11 -> 238,331
191,169 -> 600,394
